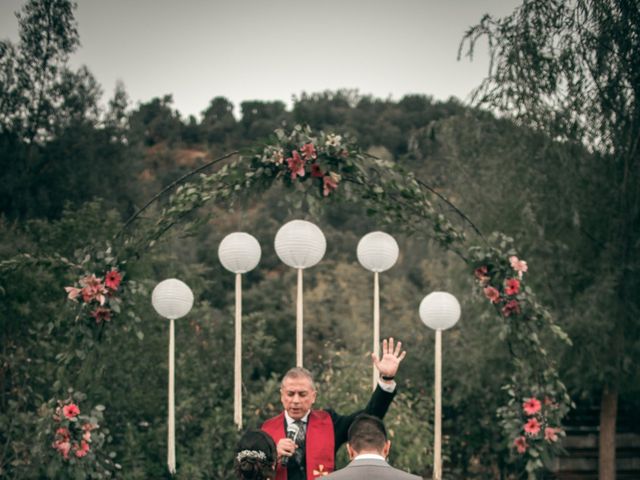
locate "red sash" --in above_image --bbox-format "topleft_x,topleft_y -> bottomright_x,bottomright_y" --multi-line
262,410 -> 335,480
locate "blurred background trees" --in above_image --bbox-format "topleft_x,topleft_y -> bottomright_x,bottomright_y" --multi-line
1,0 -> 638,478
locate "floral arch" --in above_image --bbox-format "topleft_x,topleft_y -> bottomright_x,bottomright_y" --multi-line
66,125 -> 571,475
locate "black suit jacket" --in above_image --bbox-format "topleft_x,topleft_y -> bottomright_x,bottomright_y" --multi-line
324,384 -> 396,452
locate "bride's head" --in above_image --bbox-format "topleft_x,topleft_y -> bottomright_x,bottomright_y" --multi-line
235,430 -> 277,480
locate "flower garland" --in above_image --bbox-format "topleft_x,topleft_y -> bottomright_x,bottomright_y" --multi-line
65,267 -> 123,325
90,124 -> 571,476
253,127 -> 351,197
49,395 -> 107,463
470,236 -> 571,472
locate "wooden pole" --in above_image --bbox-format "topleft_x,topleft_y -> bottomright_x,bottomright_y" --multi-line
168,318 -> 176,474
234,273 -> 242,429
433,329 -> 442,480
372,271 -> 380,390
296,268 -> 303,367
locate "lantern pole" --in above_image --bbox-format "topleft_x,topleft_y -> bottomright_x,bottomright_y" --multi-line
274,220 -> 326,369
433,328 -> 442,480
296,268 -> 304,367
151,278 -> 194,476
234,273 -> 242,429
418,291 -> 461,480
372,271 -> 380,390
168,318 -> 176,474
218,232 -> 262,431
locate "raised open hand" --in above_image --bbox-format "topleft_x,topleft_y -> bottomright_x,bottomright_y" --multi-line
371,337 -> 407,378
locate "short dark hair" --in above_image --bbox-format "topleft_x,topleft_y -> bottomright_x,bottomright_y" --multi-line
347,414 -> 388,453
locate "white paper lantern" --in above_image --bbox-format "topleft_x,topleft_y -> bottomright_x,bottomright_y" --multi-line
357,231 -> 399,272
218,232 -> 261,273
152,279 -> 194,320
274,220 -> 326,269
419,291 -> 461,331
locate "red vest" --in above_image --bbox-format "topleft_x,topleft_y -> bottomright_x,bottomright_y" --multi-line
262,410 -> 335,479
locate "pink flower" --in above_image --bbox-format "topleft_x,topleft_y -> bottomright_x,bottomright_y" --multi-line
483,286 -> 501,303
55,440 -> 71,459
300,143 -> 317,161
105,269 -> 122,291
513,436 -> 528,454
80,274 -> 107,305
311,163 -> 324,178
522,397 -> 541,415
82,422 -> 95,442
74,440 -> 90,458
55,427 -> 71,441
64,286 -> 82,301
544,427 -> 559,442
286,151 -> 306,180
90,307 -> 112,324
323,174 -> 339,197
62,403 -> 80,419
504,278 -> 520,296
524,418 -> 541,436
509,256 -> 528,279
502,299 -> 521,317
474,266 -> 489,284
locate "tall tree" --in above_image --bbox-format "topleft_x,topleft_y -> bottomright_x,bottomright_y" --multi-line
0,0 -> 80,142
461,1 -> 640,478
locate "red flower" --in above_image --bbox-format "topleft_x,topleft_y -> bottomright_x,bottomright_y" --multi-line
323,173 -> 339,197
502,299 -> 520,317
483,286 -> 501,303
90,307 -> 112,324
474,266 -> 489,284
300,142 -> 317,161
504,278 -> 520,295
286,151 -> 306,180
74,440 -> 90,458
105,269 -> 122,291
522,397 -> 541,415
524,417 -> 541,436
513,436 -> 528,454
311,163 -> 324,178
62,403 -> 80,419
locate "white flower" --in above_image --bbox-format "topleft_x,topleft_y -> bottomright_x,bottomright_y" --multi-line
236,449 -> 267,462
325,134 -> 342,148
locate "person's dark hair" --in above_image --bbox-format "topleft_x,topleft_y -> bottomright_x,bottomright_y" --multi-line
234,430 -> 277,480
347,414 -> 388,453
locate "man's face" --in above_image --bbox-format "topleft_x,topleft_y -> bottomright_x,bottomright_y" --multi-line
280,376 -> 317,420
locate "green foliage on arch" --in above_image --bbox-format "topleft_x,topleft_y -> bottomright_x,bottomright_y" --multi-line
111,124 -> 572,474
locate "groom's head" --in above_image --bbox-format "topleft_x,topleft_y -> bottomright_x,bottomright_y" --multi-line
346,414 -> 391,459
280,367 -> 317,420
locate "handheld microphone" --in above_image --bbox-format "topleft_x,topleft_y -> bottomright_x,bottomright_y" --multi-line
281,422 -> 300,466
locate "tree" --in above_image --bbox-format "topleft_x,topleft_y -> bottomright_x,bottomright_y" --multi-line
461,1 -> 640,478
0,0 -> 80,142
200,96 -> 237,146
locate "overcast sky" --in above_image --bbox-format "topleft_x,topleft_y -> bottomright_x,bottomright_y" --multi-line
1,0 -> 520,119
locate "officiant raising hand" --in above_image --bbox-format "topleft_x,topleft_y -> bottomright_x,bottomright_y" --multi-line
371,337 -> 407,385
261,337 -> 408,480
